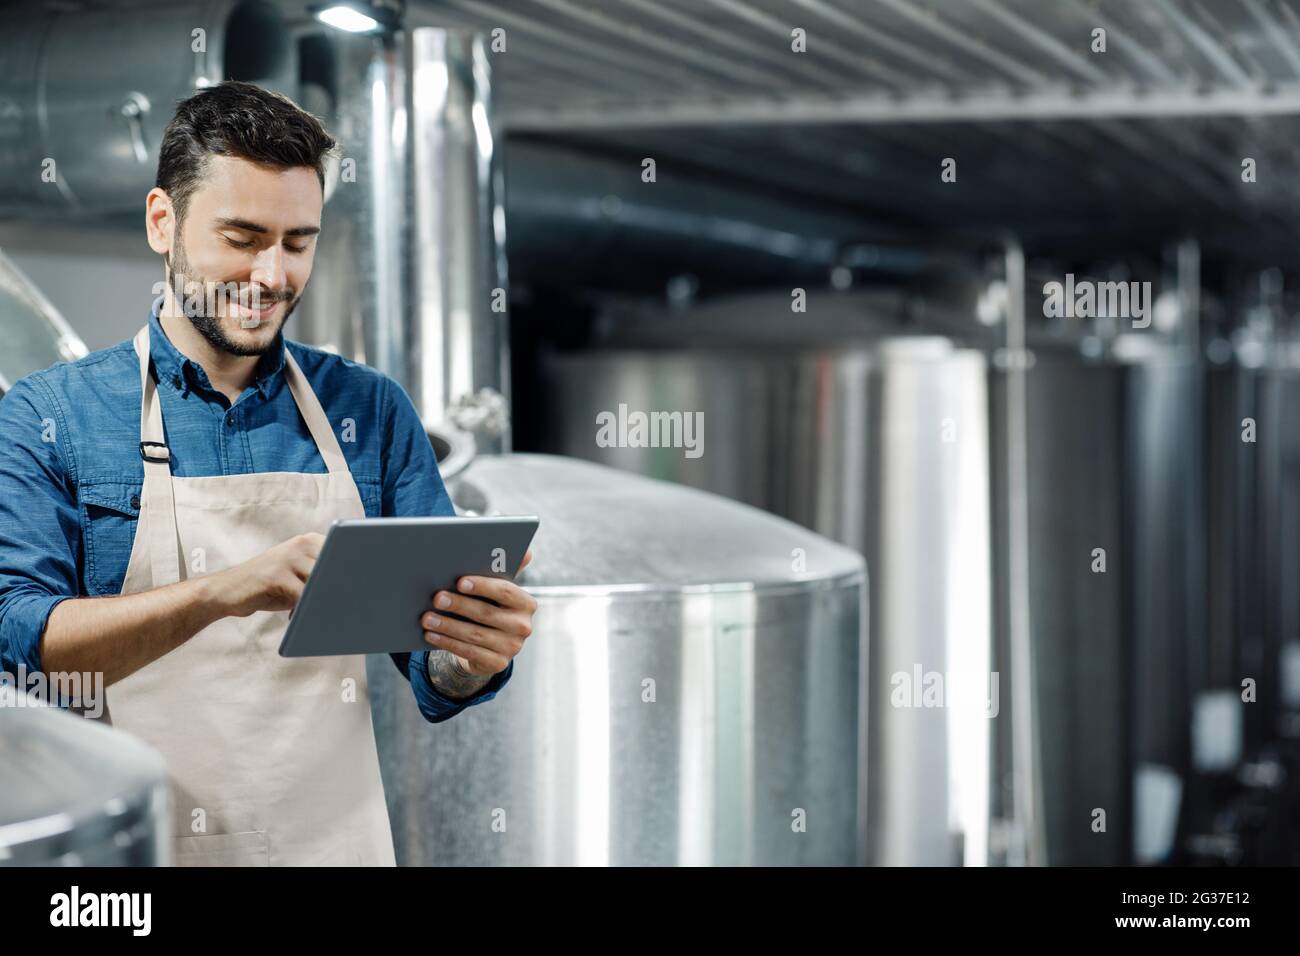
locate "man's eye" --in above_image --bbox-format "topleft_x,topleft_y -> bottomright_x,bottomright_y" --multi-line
284,244 -> 308,254
224,236 -> 255,249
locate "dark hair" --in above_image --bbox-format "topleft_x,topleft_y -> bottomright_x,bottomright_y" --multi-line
155,81 -> 335,222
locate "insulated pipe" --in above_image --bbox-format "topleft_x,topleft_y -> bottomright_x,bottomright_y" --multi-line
0,0 -> 293,217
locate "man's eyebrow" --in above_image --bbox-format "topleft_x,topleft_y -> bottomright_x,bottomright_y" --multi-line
214,217 -> 321,237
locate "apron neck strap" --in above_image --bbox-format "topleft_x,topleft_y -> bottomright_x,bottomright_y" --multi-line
132,325 -> 181,588
132,324 -> 351,475
133,326 -> 170,472
282,349 -> 350,474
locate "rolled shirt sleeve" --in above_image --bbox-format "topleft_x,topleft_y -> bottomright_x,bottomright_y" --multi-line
0,378 -> 80,676
379,376 -> 514,722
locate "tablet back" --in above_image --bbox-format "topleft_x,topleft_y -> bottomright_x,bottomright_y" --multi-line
278,516 -> 539,657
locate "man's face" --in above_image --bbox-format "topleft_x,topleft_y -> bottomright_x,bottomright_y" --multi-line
164,154 -> 323,357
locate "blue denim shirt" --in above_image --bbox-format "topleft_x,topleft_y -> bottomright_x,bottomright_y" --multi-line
0,306 -> 511,721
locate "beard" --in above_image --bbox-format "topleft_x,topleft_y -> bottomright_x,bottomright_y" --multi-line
166,234 -> 299,358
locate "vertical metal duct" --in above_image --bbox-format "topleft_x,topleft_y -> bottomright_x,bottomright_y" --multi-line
299,31 -> 408,382
407,30 -> 510,454
299,26 -> 509,455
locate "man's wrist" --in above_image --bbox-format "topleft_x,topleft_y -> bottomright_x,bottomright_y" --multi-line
426,648 -> 494,700
190,571 -> 240,623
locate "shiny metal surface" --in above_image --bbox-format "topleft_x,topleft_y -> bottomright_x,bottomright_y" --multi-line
297,30 -> 405,372
367,453 -> 867,865
989,353 -> 1129,866
537,310 -> 995,866
0,0 -> 292,217
407,29 -> 510,452
0,248 -> 88,393
534,274 -> 1300,866
298,27 -> 508,454
0,690 -> 170,866
1125,353 -> 1202,862
1262,366 -> 1300,739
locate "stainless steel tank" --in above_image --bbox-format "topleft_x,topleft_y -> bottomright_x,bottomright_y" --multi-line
367,453 -> 867,866
536,296 -> 997,865
989,349 -> 1128,866
0,690 -> 170,866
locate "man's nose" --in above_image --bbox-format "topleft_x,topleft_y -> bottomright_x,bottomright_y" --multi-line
249,243 -> 287,293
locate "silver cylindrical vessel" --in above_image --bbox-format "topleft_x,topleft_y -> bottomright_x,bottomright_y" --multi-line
368,453 -> 867,865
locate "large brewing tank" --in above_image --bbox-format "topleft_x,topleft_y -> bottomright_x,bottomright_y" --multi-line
0,689 -> 170,866
367,453 -> 867,866
0,0 -> 293,217
537,293 -> 998,866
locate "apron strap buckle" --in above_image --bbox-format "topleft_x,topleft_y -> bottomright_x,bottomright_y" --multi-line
139,440 -> 171,463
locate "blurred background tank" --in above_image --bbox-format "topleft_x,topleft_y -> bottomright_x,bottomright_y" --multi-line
536,291 -> 1001,865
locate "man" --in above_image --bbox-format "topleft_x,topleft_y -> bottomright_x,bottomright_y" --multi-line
0,81 -> 537,865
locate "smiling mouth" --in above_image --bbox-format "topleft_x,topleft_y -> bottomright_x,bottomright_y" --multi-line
231,298 -> 281,328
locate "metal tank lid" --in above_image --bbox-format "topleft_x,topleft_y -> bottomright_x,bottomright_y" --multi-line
0,690 -> 167,860
453,453 -> 865,594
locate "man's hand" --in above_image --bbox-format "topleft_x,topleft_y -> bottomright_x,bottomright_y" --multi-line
213,532 -> 325,617
421,547 -> 537,676
40,531 -> 326,687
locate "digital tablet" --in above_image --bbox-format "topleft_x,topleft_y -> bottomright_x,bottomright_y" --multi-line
278,515 -> 540,657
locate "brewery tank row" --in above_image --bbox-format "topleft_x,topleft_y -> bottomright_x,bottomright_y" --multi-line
531,272 -> 1300,866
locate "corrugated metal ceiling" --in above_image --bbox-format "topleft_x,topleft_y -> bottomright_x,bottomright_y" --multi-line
409,0 -> 1300,262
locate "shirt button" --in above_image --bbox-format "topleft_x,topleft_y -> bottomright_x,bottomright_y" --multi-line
130,494 -> 140,510
225,414 -> 234,427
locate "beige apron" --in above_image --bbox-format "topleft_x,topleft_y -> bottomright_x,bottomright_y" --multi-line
101,325 -> 396,866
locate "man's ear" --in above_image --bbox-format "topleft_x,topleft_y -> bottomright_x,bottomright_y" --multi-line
145,188 -> 175,256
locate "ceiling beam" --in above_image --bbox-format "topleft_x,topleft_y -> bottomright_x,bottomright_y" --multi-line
501,84 -> 1300,131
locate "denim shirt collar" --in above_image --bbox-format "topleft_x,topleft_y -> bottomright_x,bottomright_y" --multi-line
147,303 -> 286,401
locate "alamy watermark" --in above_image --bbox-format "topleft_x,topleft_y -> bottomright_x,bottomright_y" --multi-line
1043,273 -> 1152,329
595,403 -> 703,459
1,664 -> 105,718
890,664 -> 1000,718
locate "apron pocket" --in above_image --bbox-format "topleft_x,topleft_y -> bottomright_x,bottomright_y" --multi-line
173,830 -> 269,867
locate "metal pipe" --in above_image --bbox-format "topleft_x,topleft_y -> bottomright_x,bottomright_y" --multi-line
405,27 -> 510,452
298,27 -> 508,451
1001,238 -> 1047,866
